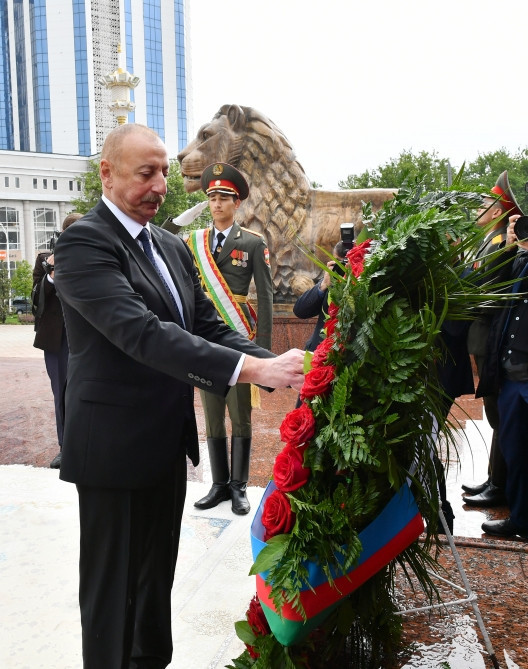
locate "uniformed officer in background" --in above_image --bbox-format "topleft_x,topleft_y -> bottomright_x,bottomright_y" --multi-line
187,163 -> 273,514
463,171 -> 524,507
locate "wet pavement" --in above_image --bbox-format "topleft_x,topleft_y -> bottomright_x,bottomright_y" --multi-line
1,324 -> 527,668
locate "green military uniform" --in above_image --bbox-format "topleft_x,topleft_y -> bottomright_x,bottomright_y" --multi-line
200,222 -> 273,438
190,162 -> 273,515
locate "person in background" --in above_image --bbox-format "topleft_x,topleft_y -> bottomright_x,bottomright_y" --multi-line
53,124 -> 304,668
293,241 -> 348,352
32,212 -> 83,469
463,172 -> 523,507
477,212 -> 528,540
189,163 -> 273,516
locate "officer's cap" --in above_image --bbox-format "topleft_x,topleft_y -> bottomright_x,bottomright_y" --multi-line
489,171 -> 524,217
201,163 -> 249,201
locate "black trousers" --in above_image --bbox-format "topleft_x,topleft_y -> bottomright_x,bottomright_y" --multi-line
76,453 -> 187,669
43,329 -> 69,447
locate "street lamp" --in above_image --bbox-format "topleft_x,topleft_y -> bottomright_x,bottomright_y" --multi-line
98,43 -> 140,126
0,220 -> 12,313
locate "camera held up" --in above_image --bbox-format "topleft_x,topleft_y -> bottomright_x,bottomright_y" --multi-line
340,223 -> 355,250
48,230 -> 61,252
41,230 -> 61,274
514,216 -> 528,242
333,223 -> 355,277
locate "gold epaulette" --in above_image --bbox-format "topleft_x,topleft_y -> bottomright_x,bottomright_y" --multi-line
240,226 -> 264,238
491,233 -> 506,245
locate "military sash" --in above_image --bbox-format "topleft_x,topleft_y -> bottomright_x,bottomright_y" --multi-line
188,229 -> 256,340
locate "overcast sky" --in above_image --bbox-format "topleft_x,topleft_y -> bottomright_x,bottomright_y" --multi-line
187,0 -> 527,189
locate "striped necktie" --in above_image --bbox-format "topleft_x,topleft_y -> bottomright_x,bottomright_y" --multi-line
137,227 -> 185,327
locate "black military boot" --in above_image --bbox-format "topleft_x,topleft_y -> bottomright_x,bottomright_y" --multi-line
194,438 -> 231,510
230,437 -> 251,515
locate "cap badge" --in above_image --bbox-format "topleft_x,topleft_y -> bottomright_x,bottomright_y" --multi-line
212,164 -> 223,176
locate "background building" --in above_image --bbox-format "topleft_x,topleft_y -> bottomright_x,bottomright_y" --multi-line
0,0 -> 192,271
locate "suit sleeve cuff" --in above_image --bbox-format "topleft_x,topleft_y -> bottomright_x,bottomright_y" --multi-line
228,354 -> 245,386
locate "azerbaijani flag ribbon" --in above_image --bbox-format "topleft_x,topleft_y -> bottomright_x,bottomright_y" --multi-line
251,481 -> 424,646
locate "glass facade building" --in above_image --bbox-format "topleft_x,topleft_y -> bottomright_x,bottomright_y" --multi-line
0,0 -> 191,157
1,0 -> 192,271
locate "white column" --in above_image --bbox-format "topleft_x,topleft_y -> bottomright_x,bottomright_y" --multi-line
23,201 -> 34,262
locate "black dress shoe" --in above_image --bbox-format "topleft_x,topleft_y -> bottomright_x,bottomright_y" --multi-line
230,481 -> 250,515
463,483 -> 506,508
461,478 -> 489,495
482,518 -> 528,539
49,452 -> 61,469
194,483 -> 230,510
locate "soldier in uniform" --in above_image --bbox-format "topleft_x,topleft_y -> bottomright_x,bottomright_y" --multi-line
187,163 -> 273,515
463,171 -> 524,507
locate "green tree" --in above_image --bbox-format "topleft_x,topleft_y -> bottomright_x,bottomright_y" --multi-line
156,159 -> 208,229
339,147 -> 528,213
339,150 -> 451,190
10,260 -> 33,300
71,158 -> 208,228
71,158 -> 102,214
0,263 -> 10,323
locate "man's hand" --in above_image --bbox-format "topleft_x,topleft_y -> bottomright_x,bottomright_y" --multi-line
239,349 -> 305,391
507,215 -> 521,246
320,260 -> 336,291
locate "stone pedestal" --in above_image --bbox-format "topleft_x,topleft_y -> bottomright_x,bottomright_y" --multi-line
272,306 -> 316,354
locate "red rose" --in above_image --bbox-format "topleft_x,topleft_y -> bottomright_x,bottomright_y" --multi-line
279,403 -> 316,446
311,336 -> 334,368
273,444 -> 311,492
247,644 -> 259,660
346,239 -> 372,277
300,365 -> 336,401
327,302 -> 339,318
245,594 -> 270,659
262,489 -> 296,540
324,317 -> 338,337
247,595 -> 270,637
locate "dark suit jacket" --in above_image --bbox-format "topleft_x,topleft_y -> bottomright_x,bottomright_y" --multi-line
54,200 -> 274,489
32,252 -> 65,353
467,225 -> 508,357
293,281 -> 328,352
477,247 -> 528,398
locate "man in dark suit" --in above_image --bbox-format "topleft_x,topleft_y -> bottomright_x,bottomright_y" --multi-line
188,163 -> 273,515
32,212 -> 83,468
53,123 -> 304,669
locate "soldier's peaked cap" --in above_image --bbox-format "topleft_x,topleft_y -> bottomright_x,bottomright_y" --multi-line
490,171 -> 524,217
201,163 -> 249,201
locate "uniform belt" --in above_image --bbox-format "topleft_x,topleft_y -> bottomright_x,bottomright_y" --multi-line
206,292 -> 247,304
501,357 -> 528,382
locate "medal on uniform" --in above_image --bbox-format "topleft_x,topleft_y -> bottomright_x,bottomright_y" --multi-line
231,249 -> 243,266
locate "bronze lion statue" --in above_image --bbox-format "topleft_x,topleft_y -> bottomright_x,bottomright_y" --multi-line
178,104 -> 394,303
